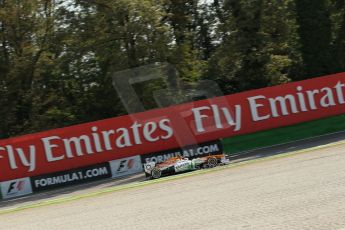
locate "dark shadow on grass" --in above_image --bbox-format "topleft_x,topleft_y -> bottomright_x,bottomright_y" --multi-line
228,130 -> 345,164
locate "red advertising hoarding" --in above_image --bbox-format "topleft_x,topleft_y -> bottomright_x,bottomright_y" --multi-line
1,72 -> 345,181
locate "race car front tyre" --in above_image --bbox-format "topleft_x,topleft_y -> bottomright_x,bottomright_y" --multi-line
207,157 -> 218,168
151,167 -> 162,179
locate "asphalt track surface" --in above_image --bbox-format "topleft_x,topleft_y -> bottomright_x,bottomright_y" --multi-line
1,131 -> 345,229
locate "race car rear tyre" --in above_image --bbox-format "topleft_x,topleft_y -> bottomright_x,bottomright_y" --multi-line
207,157 -> 218,168
151,167 -> 162,179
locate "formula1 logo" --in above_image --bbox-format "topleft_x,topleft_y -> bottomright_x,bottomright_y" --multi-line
117,159 -> 135,172
0,177 -> 33,199
7,180 -> 26,195
110,156 -> 143,178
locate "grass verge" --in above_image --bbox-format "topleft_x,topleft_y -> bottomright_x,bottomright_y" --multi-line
222,114 -> 345,154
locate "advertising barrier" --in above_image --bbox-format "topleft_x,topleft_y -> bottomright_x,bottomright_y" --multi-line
141,140 -> 223,164
31,163 -> 112,192
0,177 -> 33,199
0,156 -> 144,199
1,72 -> 345,181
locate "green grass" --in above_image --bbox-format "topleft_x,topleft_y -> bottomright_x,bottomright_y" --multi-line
222,114 -> 345,154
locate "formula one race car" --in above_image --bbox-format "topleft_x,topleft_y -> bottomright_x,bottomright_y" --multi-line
144,154 -> 230,179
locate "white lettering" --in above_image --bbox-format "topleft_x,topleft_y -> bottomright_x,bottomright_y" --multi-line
42,136 -> 64,162
306,89 -> 319,110
15,146 -> 36,172
0,146 -> 4,159
159,119 -> 174,139
334,81 -> 345,104
269,94 -> 299,117
63,135 -> 94,157
221,105 -> 242,131
116,128 -> 132,148
1,146 -> 17,169
131,122 -> 142,145
211,105 -> 223,129
102,130 -> 115,151
296,86 -> 308,112
248,96 -> 270,121
209,144 -> 219,153
143,122 -> 159,142
192,106 -> 211,133
320,87 -> 336,107
91,126 -> 103,153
